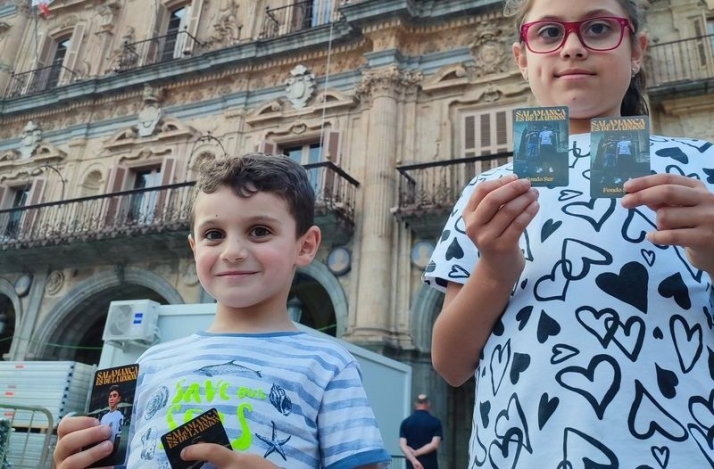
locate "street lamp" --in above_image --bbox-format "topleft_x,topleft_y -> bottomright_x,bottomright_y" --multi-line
40,164 -> 67,200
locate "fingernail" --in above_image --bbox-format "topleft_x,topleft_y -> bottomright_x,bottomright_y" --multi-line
101,425 -> 112,438
100,440 -> 113,452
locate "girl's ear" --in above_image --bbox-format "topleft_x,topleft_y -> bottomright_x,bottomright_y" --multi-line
631,32 -> 648,72
513,42 -> 528,81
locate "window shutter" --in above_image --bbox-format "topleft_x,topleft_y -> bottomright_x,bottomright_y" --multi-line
183,0 -> 204,55
155,156 -> 177,220
29,33 -> 54,93
256,140 -> 278,155
62,23 -> 86,82
23,178 -> 47,236
321,130 -> 341,163
147,6 -> 169,65
103,165 -> 128,227
461,107 -> 514,175
0,185 -> 9,236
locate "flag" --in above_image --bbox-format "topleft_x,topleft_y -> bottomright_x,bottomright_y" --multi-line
31,0 -> 53,17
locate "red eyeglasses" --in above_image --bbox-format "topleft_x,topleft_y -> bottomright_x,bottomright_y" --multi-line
520,17 -> 635,54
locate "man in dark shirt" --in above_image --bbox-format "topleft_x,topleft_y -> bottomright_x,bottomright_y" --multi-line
399,394 -> 443,469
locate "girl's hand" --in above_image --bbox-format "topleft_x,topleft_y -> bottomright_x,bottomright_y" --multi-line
181,443 -> 281,468
53,416 -> 113,469
622,174 -> 714,274
463,174 -> 540,283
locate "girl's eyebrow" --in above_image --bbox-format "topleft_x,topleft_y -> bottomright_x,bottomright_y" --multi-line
533,9 -> 620,21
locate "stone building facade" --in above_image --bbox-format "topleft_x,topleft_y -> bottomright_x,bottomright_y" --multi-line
0,0 -> 711,465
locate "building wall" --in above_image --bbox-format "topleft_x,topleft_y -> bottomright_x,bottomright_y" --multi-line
0,0 -> 711,466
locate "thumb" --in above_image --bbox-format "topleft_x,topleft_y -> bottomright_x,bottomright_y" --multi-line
181,443 -> 236,466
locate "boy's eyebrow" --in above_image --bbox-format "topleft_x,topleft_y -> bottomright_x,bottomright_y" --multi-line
194,214 -> 283,230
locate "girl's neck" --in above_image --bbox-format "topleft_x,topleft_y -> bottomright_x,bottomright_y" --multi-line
569,117 -> 592,135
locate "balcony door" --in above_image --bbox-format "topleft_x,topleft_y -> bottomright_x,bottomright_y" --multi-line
3,186 -> 30,239
282,142 -> 321,193
161,5 -> 190,62
129,168 -> 162,224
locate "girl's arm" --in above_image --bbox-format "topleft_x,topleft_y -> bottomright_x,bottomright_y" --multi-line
432,175 -> 539,386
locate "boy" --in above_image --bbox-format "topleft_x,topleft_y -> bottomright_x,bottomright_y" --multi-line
54,153 -> 391,469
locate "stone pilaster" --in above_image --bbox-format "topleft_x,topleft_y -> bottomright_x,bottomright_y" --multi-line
346,65 -> 421,346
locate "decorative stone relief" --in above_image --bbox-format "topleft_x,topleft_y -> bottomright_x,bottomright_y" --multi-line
46,270 -> 65,295
285,65 -> 316,110
469,23 -> 512,77
202,0 -> 242,51
138,84 -> 165,137
98,0 -> 120,32
19,121 -> 42,160
107,27 -> 136,73
356,65 -> 423,101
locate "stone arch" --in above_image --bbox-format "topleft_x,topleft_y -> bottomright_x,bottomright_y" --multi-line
410,283 -> 445,353
30,268 -> 184,360
79,168 -> 103,198
297,262 -> 348,337
0,278 -> 22,360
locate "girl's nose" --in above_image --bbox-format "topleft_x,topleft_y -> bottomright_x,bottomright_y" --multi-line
560,30 -> 588,59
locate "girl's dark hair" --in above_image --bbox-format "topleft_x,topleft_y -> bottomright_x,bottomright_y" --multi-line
505,0 -> 650,116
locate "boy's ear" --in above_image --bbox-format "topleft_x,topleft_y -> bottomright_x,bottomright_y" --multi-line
296,226 -> 321,267
188,233 -> 196,254
513,42 -> 528,81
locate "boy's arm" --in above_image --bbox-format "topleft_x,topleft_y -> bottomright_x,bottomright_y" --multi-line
53,416 -> 114,469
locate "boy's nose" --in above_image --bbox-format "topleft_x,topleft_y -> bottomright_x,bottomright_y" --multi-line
220,239 -> 248,261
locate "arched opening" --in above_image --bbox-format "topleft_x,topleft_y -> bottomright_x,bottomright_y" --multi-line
46,284 -> 168,365
0,295 -> 16,359
79,170 -> 103,198
289,271 -> 336,336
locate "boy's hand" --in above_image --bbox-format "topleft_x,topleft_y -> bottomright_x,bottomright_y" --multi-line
53,416 -> 113,469
463,174 -> 539,283
182,444 -> 281,468
622,174 -> 714,275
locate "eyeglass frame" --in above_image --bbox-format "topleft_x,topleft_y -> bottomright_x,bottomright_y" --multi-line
520,16 -> 636,54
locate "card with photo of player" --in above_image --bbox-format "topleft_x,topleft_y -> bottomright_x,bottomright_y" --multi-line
86,364 -> 139,468
162,408 -> 232,469
590,116 -> 651,198
513,106 -> 569,187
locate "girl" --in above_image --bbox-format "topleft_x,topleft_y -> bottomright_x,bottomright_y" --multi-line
426,0 -> 714,467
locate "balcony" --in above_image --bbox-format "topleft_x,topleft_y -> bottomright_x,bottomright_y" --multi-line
260,0 -> 337,40
0,163 -> 359,273
5,63 -> 77,98
647,33 -> 714,100
113,31 -> 202,72
392,153 -> 513,239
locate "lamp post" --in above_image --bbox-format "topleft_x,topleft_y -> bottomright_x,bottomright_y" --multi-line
40,163 -> 66,200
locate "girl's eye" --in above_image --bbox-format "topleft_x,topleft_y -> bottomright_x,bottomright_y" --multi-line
537,25 -> 564,41
251,227 -> 271,237
204,230 -> 223,240
583,20 -> 613,36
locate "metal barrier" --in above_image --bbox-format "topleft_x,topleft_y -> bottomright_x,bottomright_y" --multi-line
0,404 -> 54,469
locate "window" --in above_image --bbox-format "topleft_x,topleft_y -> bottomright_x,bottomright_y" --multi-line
309,0 -> 333,27
281,142 -> 321,192
4,186 -> 30,238
462,106 -> 514,176
45,37 -> 70,89
129,167 -> 162,224
708,18 -> 714,54
161,6 -> 190,62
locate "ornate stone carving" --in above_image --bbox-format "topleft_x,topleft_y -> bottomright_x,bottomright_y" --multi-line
202,0 -> 242,51
98,0 -> 120,31
107,27 -> 136,73
46,270 -> 65,295
356,65 -> 423,101
19,121 -> 42,160
470,23 -> 512,77
285,65 -> 316,110
138,84 -> 165,137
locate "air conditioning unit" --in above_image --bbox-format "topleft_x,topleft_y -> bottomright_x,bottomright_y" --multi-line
102,300 -> 160,348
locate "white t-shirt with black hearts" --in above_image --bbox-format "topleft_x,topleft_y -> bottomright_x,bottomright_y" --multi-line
425,134 -> 714,468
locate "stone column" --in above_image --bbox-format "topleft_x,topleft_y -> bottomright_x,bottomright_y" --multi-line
347,66 -> 421,347
0,1 -> 31,95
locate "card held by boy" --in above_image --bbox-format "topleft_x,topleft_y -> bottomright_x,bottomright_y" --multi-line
162,408 -> 232,469
86,364 -> 139,468
513,106 -> 569,187
590,116 -> 651,198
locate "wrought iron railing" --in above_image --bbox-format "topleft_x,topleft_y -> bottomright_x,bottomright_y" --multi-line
0,182 -> 194,247
303,160 -> 359,224
0,163 -> 359,247
395,153 -> 513,210
4,62 -> 77,98
113,30 -> 202,72
647,33 -> 714,88
260,0 -> 336,39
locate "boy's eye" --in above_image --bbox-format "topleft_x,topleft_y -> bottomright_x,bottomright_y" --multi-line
251,227 -> 271,237
204,230 -> 224,240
